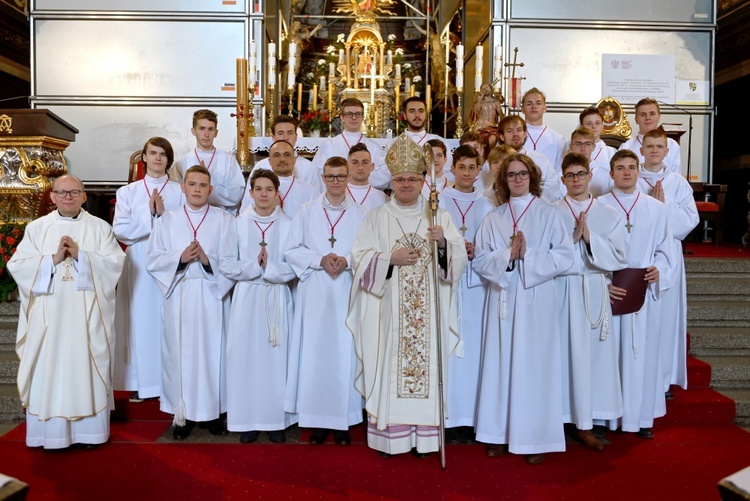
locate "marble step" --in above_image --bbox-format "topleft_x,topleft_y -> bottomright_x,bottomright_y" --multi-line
0,301 -> 19,323
687,301 -> 750,327
0,383 -> 23,421
0,351 -> 18,385
696,356 -> 750,390
687,277 -> 750,299
689,327 -> 750,356
685,258 -> 750,275
717,389 -> 750,427
0,322 -> 16,347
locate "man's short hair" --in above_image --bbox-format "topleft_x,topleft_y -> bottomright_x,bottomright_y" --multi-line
272,115 -> 299,134
402,96 -> 427,113
348,142 -> 370,157
269,139 -> 294,153
324,156 -> 349,174
487,144 -> 516,164
643,128 -> 668,142
141,136 -> 175,172
635,97 -> 660,115
495,153 -> 542,204
522,87 -> 546,104
561,152 -> 590,173
610,149 -> 639,172
498,115 -> 526,133
459,131 -> 482,145
340,98 -> 364,111
452,144 -> 479,166
571,127 -> 595,142
250,169 -> 280,190
579,106 -> 603,125
185,164 -> 212,183
426,138 -> 446,156
192,109 -> 218,127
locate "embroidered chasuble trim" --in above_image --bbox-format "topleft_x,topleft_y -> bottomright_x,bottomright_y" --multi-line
395,232 -> 432,399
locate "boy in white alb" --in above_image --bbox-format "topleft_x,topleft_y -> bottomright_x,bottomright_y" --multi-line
636,130 -> 698,394
522,88 -> 566,172
568,127 -> 613,197
346,143 -> 388,210
147,165 -> 235,440
579,106 -> 616,173
114,137 -> 184,403
421,139 -> 453,199
619,98 -> 682,173
171,109 -> 245,213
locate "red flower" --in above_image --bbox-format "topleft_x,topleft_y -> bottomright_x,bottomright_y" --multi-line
0,247 -> 5,255
3,255 -> 9,263
5,236 -> 16,246
11,228 -> 21,236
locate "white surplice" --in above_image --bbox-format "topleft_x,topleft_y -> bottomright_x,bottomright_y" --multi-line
472,194 -> 574,455
250,156 -> 322,194
284,195 -> 367,430
113,175 -> 184,399
439,187 -> 495,428
619,135 -> 682,173
220,206 -> 298,431
172,148 -> 245,212
347,198 -> 468,454
346,183 -> 388,211
518,147 -> 565,203
598,189 -> 674,432
147,205 -> 235,423
9,210 -> 125,449
637,166 -> 699,390
401,130 -> 454,182
311,132 -> 391,189
420,176 -> 452,200
588,140 -> 616,197
239,175 -> 317,219
554,196 -> 628,429
524,124 -> 566,172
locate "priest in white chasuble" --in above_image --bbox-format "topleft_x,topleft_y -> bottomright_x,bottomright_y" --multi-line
147,165 -> 235,440
347,134 -> 467,457
284,156 -> 367,446
473,154 -> 574,464
553,153 -> 628,452
9,175 -> 125,449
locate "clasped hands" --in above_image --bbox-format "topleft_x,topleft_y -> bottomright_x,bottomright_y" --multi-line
52,235 -> 79,265
321,253 -> 347,277
181,240 -> 209,266
149,188 -> 165,216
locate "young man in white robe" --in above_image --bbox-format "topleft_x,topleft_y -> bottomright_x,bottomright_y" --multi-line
346,142 -> 388,211
619,98 -> 682,173
147,165 -> 235,440
599,149 -> 673,439
636,130 -> 699,394
401,96 -> 453,181
284,156 -> 367,446
579,106 -> 616,175
569,126 -> 614,198
438,144 -> 495,444
347,134 -> 468,458
312,98 -> 390,189
220,170 -> 298,444
421,139 -> 453,199
553,153 -> 628,451
498,115 -> 564,203
483,145 -> 517,206
9,175 -> 125,449
521,87 -> 566,172
170,109 -> 245,213
473,153 -> 574,464
249,115 -> 321,191
239,140 -> 317,218
114,137 -> 184,403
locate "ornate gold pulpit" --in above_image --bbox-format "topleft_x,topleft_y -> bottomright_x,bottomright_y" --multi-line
0,109 -> 77,223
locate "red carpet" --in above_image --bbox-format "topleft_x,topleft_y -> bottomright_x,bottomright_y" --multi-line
684,241 -> 750,258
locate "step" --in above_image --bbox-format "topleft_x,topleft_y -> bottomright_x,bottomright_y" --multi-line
0,322 -> 16,348
689,327 -> 750,356
687,356 -> 712,388
685,258 -> 750,275
0,351 -> 18,385
687,277 -> 750,299
0,301 -> 20,323
661,387 -> 736,425
0,383 -> 23,421
716,389 -> 750,426
688,302 -> 750,327
696,356 -> 750,389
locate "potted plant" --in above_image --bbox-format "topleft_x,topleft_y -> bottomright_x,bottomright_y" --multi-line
301,109 -> 330,137
0,222 -> 26,302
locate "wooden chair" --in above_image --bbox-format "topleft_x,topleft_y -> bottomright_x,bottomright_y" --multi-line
109,151 -> 146,223
689,182 -> 727,245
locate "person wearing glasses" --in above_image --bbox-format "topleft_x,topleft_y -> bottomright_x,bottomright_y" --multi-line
9,175 -> 125,449
553,152 -> 628,452
311,98 -> 390,190
347,134 -> 467,458
284,157 -> 367,447
473,154 -> 574,464
113,137 -> 185,405
568,126 -> 613,198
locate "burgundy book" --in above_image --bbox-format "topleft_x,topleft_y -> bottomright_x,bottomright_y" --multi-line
611,268 -> 648,315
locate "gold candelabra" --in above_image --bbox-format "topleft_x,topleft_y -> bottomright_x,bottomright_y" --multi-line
455,93 -> 464,138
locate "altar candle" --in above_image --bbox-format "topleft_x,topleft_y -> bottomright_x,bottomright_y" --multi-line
387,50 -> 393,65
329,62 -> 335,78
339,48 -> 345,64
328,83 -> 333,111
288,42 -> 297,89
456,44 -> 464,71
456,70 -> 463,92
405,77 -> 411,93
297,83 -> 302,113
395,64 -> 401,78
395,86 -> 400,116
249,41 -> 257,87
268,53 -> 276,87
312,83 -> 318,111
320,76 -> 326,92
426,84 -> 431,112
475,45 -> 483,91
370,65 -> 376,105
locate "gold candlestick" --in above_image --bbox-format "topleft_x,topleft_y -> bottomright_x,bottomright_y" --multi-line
455,93 -> 464,138
234,58 -> 250,168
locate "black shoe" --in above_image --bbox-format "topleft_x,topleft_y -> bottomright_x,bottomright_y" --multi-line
172,421 -> 195,440
592,425 -> 607,439
378,451 -> 393,458
207,418 -> 228,436
240,431 -> 259,443
129,392 -> 144,403
445,428 -> 461,445
267,430 -> 286,443
333,430 -> 351,446
637,428 -> 654,439
665,390 -> 674,400
411,447 -> 431,458
309,428 -> 330,445
460,426 -> 477,444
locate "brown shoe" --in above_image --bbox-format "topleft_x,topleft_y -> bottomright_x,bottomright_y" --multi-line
577,430 -> 604,451
525,454 -> 546,465
486,444 -> 505,457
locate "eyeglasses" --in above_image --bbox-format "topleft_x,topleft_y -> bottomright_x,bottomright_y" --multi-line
341,112 -> 364,118
392,177 -> 423,185
563,171 -> 589,181
571,141 -> 595,148
323,174 -> 348,182
53,189 -> 83,198
505,171 -> 529,181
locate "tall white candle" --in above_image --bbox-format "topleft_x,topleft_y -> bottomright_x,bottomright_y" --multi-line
456,70 -> 464,91
268,51 -> 276,87
249,41 -> 257,87
475,46 -> 484,90
395,64 -> 401,78
387,50 -> 393,65
339,48 -> 345,64
288,42 -> 297,89
370,64 -> 376,105
329,62 -> 335,78
456,44 -> 464,71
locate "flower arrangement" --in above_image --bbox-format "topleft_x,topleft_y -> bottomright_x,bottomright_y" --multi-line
0,222 -> 26,301
301,109 -> 330,131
